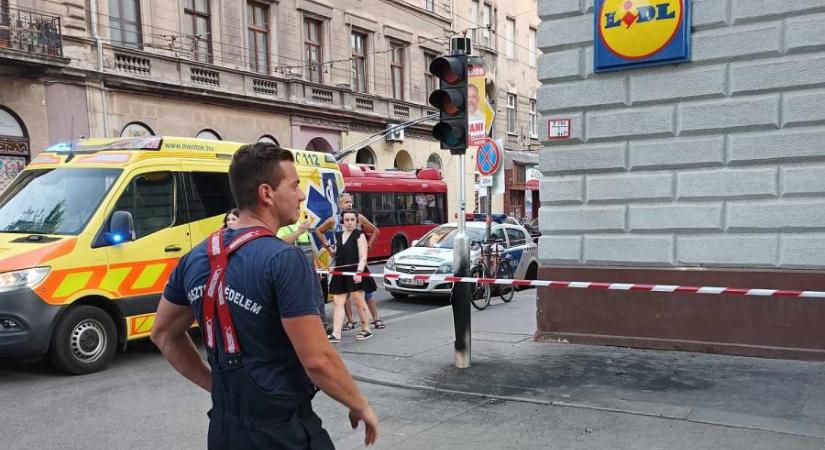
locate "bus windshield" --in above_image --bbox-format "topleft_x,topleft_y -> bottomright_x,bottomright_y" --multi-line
0,168 -> 122,235
416,226 -> 486,249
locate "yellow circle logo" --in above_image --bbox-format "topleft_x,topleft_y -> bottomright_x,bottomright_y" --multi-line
599,0 -> 683,60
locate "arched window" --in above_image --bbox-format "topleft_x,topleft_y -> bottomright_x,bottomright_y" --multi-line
0,106 -> 30,192
356,147 -> 376,165
426,153 -> 442,169
258,135 -> 280,146
120,122 -> 154,137
393,150 -> 413,171
306,137 -> 333,153
196,129 -> 222,140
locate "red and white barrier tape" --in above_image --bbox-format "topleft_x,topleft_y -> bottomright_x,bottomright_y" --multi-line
317,270 -> 825,299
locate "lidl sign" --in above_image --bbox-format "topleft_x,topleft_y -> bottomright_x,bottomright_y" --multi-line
594,0 -> 691,72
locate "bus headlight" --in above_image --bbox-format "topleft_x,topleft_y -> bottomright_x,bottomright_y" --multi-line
385,257 -> 396,271
436,263 -> 453,274
0,267 -> 51,293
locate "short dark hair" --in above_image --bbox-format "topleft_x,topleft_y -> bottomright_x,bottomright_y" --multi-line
229,142 -> 295,210
340,208 -> 358,220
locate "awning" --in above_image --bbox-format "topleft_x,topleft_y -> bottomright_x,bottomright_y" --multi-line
526,179 -> 539,190
507,150 -> 539,165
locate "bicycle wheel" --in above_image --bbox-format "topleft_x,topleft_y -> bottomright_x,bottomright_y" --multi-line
498,262 -> 515,303
470,266 -> 491,310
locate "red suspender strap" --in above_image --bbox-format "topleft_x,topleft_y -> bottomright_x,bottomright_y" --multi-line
202,226 -> 274,356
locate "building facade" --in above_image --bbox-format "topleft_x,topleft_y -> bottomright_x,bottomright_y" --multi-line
537,0 -> 825,359
0,0 -> 540,221
453,0 -> 542,219
0,1 -> 442,190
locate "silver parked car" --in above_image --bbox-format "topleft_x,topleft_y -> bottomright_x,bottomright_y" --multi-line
383,221 -> 539,298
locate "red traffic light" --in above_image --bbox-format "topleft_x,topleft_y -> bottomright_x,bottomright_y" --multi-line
429,56 -> 466,84
428,89 -> 464,116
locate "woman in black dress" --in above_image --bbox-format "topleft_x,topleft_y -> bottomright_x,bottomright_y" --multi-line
328,209 -> 376,342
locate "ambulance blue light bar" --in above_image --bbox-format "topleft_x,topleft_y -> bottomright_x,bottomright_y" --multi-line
46,136 -> 163,153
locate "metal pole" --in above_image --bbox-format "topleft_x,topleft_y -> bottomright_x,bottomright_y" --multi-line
88,0 -> 109,137
485,185 -> 492,273
451,152 -> 471,368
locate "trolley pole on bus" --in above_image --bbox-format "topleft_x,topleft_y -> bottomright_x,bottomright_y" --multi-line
428,36 -> 479,368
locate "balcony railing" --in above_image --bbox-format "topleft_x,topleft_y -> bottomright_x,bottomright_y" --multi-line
0,7 -> 62,58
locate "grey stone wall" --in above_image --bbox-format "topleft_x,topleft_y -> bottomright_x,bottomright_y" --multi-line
537,0 -> 825,269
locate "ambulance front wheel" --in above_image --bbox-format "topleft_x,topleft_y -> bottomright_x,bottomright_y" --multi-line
50,305 -> 117,375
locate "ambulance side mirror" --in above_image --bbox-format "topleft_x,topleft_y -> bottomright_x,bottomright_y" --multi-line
107,210 -> 135,245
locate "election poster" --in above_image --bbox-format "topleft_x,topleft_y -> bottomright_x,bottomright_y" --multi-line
467,64 -> 486,147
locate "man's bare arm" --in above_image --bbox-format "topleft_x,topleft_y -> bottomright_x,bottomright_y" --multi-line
283,315 -> 379,445
281,220 -> 312,245
314,217 -> 335,247
358,215 -> 380,250
151,297 -> 211,392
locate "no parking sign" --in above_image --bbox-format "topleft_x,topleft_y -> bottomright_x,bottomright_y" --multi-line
475,138 -> 501,176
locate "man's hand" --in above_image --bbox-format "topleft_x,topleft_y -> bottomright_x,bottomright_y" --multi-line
298,218 -> 312,233
349,405 -> 379,446
283,315 -> 380,446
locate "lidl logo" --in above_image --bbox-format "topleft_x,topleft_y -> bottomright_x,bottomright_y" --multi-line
594,0 -> 691,72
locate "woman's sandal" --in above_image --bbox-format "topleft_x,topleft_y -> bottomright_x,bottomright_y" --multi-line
342,321 -> 356,331
372,320 -> 386,329
356,330 -> 373,341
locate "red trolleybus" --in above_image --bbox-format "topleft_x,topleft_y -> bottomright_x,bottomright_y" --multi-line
339,163 -> 447,260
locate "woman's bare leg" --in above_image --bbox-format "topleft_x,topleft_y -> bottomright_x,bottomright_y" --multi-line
345,294 -> 354,324
351,290 -> 371,333
331,294 -> 348,338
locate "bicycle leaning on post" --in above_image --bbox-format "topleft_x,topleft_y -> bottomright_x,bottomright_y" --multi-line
469,239 -> 515,310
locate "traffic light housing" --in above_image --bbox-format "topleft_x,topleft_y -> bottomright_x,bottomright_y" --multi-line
428,54 -> 468,154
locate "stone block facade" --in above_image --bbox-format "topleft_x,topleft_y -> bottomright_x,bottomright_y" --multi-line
536,0 -> 825,359
537,0 -> 825,270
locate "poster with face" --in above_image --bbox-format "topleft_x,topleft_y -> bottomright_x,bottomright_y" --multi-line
467,64 -> 486,147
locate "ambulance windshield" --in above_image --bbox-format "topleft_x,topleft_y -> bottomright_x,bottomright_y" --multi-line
0,168 -> 122,235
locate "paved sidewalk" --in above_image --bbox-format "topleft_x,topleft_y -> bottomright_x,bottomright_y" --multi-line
334,289 -> 825,446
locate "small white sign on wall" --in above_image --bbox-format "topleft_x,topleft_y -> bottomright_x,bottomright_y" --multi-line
547,119 -> 571,140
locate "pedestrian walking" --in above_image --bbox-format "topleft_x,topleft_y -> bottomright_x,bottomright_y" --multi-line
151,142 -> 379,449
316,193 -> 386,330
327,209 -> 377,342
278,216 -> 331,334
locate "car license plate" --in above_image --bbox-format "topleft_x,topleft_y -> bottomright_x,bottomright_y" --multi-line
399,278 -> 425,287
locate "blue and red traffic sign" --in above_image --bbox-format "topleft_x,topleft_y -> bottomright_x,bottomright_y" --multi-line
476,138 -> 501,176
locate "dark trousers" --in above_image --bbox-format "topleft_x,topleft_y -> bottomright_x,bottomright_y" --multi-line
208,366 -> 334,450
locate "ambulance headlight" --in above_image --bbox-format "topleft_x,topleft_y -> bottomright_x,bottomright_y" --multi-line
385,257 -> 395,271
0,267 -> 51,293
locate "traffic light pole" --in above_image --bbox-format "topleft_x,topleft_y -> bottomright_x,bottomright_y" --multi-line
452,151 -> 471,368
428,36 -> 476,368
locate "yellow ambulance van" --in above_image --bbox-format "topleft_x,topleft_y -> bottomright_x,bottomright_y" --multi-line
0,136 -> 343,374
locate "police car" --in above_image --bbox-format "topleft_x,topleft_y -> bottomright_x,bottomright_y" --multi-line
383,217 -> 539,298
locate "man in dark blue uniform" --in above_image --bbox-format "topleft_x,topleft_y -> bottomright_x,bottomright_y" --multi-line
151,142 -> 379,448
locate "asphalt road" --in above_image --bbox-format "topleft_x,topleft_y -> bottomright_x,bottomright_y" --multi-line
0,261 -> 456,448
